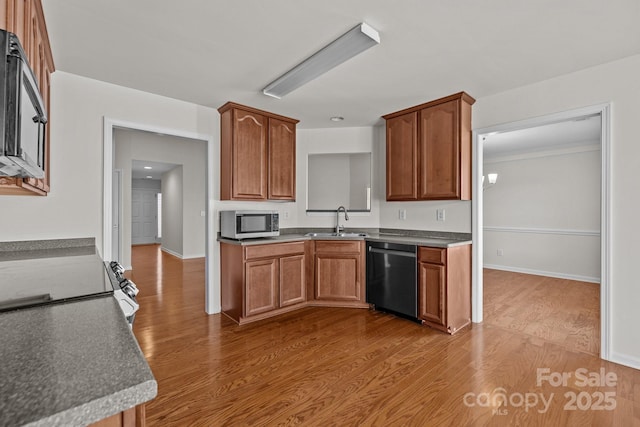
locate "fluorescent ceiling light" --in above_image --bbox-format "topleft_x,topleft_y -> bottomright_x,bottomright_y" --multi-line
263,22 -> 380,99
144,166 -> 152,170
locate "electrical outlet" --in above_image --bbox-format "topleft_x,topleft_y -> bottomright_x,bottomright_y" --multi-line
283,211 -> 289,219
497,249 -> 504,256
200,211 -> 205,217
436,209 -> 445,221
399,209 -> 407,220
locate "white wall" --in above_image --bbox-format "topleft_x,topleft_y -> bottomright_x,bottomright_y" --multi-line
483,147 -> 601,282
132,179 -> 161,190
0,71 -> 217,249
162,166 -> 184,257
114,129 -> 206,266
349,153 -> 371,209
473,53 -> 640,368
295,127 -> 381,230
308,154 -> 351,210
0,70 -> 219,312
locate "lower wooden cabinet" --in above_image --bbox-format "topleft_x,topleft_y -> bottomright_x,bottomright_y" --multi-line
220,241 -> 307,324
220,239 -> 370,324
245,258 -> 279,316
418,245 -> 471,334
312,240 -> 367,307
279,254 -> 306,307
89,404 -> 145,427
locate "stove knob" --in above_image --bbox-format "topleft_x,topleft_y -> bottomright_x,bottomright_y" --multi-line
121,280 -> 139,298
110,261 -> 125,275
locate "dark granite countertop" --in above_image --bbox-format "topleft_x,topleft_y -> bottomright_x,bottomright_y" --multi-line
0,238 -> 97,262
0,296 -> 157,427
217,228 -> 472,248
0,238 -> 156,426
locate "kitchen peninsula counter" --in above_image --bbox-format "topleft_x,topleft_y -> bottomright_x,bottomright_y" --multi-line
0,296 -> 156,426
0,238 -> 156,427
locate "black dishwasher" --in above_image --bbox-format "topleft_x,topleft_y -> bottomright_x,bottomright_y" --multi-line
366,241 -> 418,320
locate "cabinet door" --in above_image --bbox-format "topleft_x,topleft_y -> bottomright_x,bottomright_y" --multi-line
419,99 -> 460,199
268,118 -> 296,200
386,112 -> 418,201
245,258 -> 278,316
315,254 -> 361,301
418,262 -> 446,326
232,109 -> 268,199
279,254 -> 305,307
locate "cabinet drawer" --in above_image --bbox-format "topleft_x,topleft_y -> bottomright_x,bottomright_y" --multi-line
245,241 -> 305,260
315,240 -> 361,254
418,247 -> 446,265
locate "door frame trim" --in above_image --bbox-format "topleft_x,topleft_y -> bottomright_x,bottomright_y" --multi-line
472,103 -> 611,361
112,169 -> 123,263
102,117 -> 218,314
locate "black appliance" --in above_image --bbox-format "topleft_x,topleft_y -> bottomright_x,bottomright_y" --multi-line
366,241 -> 418,320
0,251 -> 139,325
0,29 -> 47,179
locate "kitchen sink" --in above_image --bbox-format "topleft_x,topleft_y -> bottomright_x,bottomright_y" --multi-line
304,232 -> 368,238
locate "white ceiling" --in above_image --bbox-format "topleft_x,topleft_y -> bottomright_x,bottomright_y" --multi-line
131,160 -> 178,180
483,114 -> 601,159
41,1 -> 640,129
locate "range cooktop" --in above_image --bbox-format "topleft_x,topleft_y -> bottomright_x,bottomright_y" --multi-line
0,248 -> 114,313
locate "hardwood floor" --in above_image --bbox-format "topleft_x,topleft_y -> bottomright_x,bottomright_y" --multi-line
483,268 -> 600,355
130,245 -> 639,426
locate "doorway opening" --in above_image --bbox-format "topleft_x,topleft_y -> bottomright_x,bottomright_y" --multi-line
130,159 -> 179,249
472,103 -> 611,360
103,117 -> 217,314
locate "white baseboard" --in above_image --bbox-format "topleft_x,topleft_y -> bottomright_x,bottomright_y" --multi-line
161,247 -> 183,259
183,253 -> 206,259
609,352 -> 640,370
483,263 -> 600,283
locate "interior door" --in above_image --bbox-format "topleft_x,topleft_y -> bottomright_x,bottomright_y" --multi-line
132,189 -> 158,245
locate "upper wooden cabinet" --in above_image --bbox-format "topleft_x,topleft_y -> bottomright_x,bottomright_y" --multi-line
385,112 -> 417,201
218,102 -> 298,201
383,92 -> 474,201
268,118 -> 296,200
0,0 -> 55,196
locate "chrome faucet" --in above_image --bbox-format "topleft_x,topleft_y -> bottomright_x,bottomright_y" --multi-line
335,206 -> 349,234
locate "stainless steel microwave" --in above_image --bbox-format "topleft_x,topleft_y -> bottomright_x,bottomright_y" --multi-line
0,29 -> 47,179
220,210 -> 279,239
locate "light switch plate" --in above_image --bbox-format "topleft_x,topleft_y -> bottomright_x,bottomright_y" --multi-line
436,209 -> 445,221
